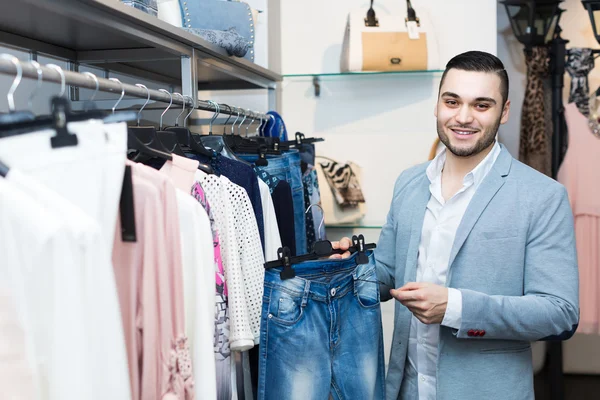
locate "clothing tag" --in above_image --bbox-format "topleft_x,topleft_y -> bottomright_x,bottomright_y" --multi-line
407,21 -> 420,40
120,166 -> 137,242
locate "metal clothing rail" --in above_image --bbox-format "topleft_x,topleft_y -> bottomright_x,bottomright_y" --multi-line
0,55 -> 268,120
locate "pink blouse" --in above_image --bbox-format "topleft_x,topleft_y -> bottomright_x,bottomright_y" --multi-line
557,102 -> 600,334
112,161 -> 192,400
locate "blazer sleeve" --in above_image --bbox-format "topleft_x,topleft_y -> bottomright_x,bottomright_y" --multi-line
456,185 -> 579,341
376,173 -> 405,302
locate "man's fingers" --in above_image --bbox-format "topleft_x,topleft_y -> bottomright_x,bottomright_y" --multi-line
391,288 -> 423,302
398,282 -> 422,291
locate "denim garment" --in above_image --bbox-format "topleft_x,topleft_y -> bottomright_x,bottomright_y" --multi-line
239,150 -> 306,254
121,0 -> 158,16
302,165 -> 325,250
179,0 -> 255,62
258,252 -> 385,400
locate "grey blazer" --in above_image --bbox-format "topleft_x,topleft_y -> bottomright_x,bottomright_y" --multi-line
376,145 -> 579,400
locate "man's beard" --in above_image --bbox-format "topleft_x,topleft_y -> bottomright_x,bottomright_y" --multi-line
437,118 -> 500,157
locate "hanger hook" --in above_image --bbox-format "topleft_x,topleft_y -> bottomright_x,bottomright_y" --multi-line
238,111 -> 247,136
231,108 -> 241,135
108,78 -> 125,114
305,203 -> 326,241
28,60 -> 43,110
221,104 -> 232,134
183,95 -> 195,127
47,63 -> 66,98
256,114 -> 264,136
268,114 -> 276,137
207,100 -> 220,134
135,84 -> 150,126
82,72 -> 99,104
158,89 -> 172,130
172,92 -> 185,127
0,55 -> 22,112
246,110 -> 255,137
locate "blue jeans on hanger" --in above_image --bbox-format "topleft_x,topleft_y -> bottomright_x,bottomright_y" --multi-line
238,150 -> 307,255
258,251 -> 385,399
120,0 -> 158,16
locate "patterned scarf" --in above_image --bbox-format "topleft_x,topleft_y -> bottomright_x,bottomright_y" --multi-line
318,160 -> 365,208
566,48 -> 595,117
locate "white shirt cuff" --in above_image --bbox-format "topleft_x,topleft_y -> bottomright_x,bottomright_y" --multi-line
441,288 -> 462,329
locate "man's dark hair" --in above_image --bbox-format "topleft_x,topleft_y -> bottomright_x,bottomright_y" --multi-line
439,51 -> 509,105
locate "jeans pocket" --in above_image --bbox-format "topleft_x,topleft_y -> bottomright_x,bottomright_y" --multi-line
354,270 -> 380,309
268,292 -> 304,326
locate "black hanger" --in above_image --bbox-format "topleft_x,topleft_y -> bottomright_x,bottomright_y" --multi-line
0,158 -> 9,177
155,90 -> 186,157
264,234 -> 376,280
127,84 -> 171,156
278,132 -> 325,151
167,94 -> 214,158
199,102 -> 252,166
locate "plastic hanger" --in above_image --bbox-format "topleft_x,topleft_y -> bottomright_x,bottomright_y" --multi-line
171,95 -> 214,174
199,100 -> 243,161
155,89 -> 186,157
82,71 -> 99,111
128,83 -> 170,154
124,81 -> 172,162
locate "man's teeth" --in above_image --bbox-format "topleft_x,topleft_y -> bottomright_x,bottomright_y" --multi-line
454,130 -> 475,135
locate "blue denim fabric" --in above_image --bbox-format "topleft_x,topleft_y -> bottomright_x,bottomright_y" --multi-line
121,0 -> 158,16
258,252 -> 385,400
179,0 -> 255,62
238,150 -> 306,254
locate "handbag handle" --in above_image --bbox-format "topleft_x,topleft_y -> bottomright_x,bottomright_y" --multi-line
406,0 -> 420,26
365,0 -> 378,27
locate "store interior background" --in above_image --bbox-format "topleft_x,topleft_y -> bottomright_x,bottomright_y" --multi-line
0,0 -> 597,396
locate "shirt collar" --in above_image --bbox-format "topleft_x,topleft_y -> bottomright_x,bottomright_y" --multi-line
426,140 -> 502,189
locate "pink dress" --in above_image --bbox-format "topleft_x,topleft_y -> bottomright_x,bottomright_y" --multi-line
558,102 -> 600,334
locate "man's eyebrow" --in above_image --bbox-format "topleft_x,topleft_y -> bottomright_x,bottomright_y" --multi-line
474,97 -> 497,104
441,92 -> 459,98
441,92 -> 497,105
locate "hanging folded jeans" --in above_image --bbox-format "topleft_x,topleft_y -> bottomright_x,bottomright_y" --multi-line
238,150 -> 307,255
258,251 -> 385,400
120,0 -> 158,16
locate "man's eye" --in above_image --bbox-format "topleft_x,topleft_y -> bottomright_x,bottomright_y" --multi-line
445,100 -> 458,106
476,104 -> 490,110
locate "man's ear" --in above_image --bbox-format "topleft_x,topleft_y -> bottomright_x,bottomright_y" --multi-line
500,100 -> 510,125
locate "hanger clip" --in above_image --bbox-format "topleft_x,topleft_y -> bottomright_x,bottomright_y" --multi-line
295,132 -> 305,145
255,144 -> 269,166
278,247 -> 296,280
50,97 -> 78,149
353,234 -> 369,265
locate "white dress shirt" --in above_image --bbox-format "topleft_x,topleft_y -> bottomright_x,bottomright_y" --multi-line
406,141 -> 501,399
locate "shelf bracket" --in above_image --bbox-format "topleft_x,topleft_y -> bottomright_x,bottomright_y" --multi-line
313,76 -> 321,97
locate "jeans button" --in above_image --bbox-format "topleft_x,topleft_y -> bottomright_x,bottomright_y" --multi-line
330,288 -> 336,297
268,314 -> 273,319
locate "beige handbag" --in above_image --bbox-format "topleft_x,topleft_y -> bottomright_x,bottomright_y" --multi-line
316,157 -> 366,225
340,0 -> 440,72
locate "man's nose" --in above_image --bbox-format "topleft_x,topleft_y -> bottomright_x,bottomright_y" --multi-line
455,105 -> 474,125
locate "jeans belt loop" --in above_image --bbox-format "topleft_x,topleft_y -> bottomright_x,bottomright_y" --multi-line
301,280 -> 310,308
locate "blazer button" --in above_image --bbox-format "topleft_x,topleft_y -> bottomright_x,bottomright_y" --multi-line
480,330 -> 486,337
467,329 -> 475,337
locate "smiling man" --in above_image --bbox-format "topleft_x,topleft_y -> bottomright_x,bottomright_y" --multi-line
334,51 -> 579,400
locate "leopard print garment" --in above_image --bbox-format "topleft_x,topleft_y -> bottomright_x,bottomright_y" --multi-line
519,46 -> 552,177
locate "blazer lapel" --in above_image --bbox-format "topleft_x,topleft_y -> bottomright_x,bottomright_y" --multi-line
403,174 -> 431,283
447,146 -> 513,270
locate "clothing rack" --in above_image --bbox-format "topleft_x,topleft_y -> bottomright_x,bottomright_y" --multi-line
0,55 -> 268,121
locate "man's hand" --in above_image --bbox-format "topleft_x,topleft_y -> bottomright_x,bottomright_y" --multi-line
330,237 -> 352,259
390,282 -> 448,324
